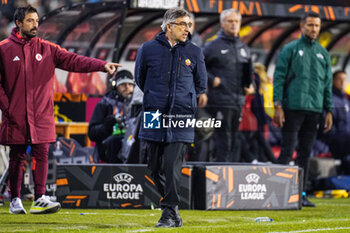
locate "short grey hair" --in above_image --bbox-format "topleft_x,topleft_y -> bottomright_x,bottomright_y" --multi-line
188,12 -> 195,20
161,7 -> 190,32
220,8 -> 242,23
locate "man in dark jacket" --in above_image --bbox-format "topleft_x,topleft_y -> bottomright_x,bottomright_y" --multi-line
273,11 -> 333,207
135,7 -> 207,228
322,71 -> 350,174
203,9 -> 253,162
0,5 -> 121,215
88,70 -> 135,163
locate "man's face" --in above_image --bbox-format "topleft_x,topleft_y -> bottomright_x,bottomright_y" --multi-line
221,12 -> 241,37
300,17 -> 321,41
333,72 -> 346,92
16,12 -> 39,38
117,83 -> 134,99
167,16 -> 191,43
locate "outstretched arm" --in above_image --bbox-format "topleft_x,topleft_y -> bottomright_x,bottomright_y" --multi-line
52,42 -> 121,73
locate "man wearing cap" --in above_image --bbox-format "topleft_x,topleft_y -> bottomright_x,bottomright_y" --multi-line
88,70 -> 135,163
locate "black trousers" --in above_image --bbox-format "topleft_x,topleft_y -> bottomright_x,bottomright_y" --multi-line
328,134 -> 350,175
277,110 -> 321,190
209,107 -> 241,162
144,141 -> 187,208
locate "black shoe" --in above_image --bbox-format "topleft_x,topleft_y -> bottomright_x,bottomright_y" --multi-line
302,196 -> 316,207
156,206 -> 183,228
174,206 -> 183,227
156,216 -> 176,228
156,207 -> 176,228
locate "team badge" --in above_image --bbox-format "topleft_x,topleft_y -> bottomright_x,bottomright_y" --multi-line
185,59 -> 191,66
316,53 -> 324,59
35,53 -> 42,61
240,48 -> 247,57
298,50 -> 304,57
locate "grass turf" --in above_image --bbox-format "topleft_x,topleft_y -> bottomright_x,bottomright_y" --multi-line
0,198 -> 350,232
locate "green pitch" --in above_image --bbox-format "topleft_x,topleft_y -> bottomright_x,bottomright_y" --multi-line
1,198 -> 350,232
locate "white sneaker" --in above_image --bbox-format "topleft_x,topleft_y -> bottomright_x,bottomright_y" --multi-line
251,159 -> 258,164
9,197 -> 27,214
29,195 -> 61,214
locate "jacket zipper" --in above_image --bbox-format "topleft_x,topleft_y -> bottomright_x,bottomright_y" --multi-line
6,122 -> 8,142
168,48 -> 173,101
167,52 -> 182,142
176,56 -> 187,110
176,56 -> 181,87
23,44 -> 31,143
165,48 -> 174,142
233,41 -> 240,104
169,51 -> 181,111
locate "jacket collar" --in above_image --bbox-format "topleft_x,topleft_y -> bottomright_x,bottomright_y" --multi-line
155,31 -> 191,48
217,29 -> 240,43
333,87 -> 345,98
9,27 -> 34,45
300,34 -> 317,45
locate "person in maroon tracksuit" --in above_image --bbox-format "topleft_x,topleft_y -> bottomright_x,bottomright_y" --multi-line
0,5 -> 121,214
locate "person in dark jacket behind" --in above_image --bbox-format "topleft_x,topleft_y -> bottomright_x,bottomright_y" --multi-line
135,7 -> 207,228
0,5 -> 121,215
273,11 -> 333,207
88,70 -> 135,163
188,13 -> 203,47
321,70 -> 350,174
203,8 -> 253,162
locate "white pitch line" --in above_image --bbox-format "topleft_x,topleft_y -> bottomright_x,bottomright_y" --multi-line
269,227 -> 350,233
127,229 -> 152,233
116,213 -> 143,216
3,230 -> 34,232
315,203 -> 350,207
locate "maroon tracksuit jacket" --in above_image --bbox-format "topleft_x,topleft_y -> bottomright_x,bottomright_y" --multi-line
0,28 -> 107,145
